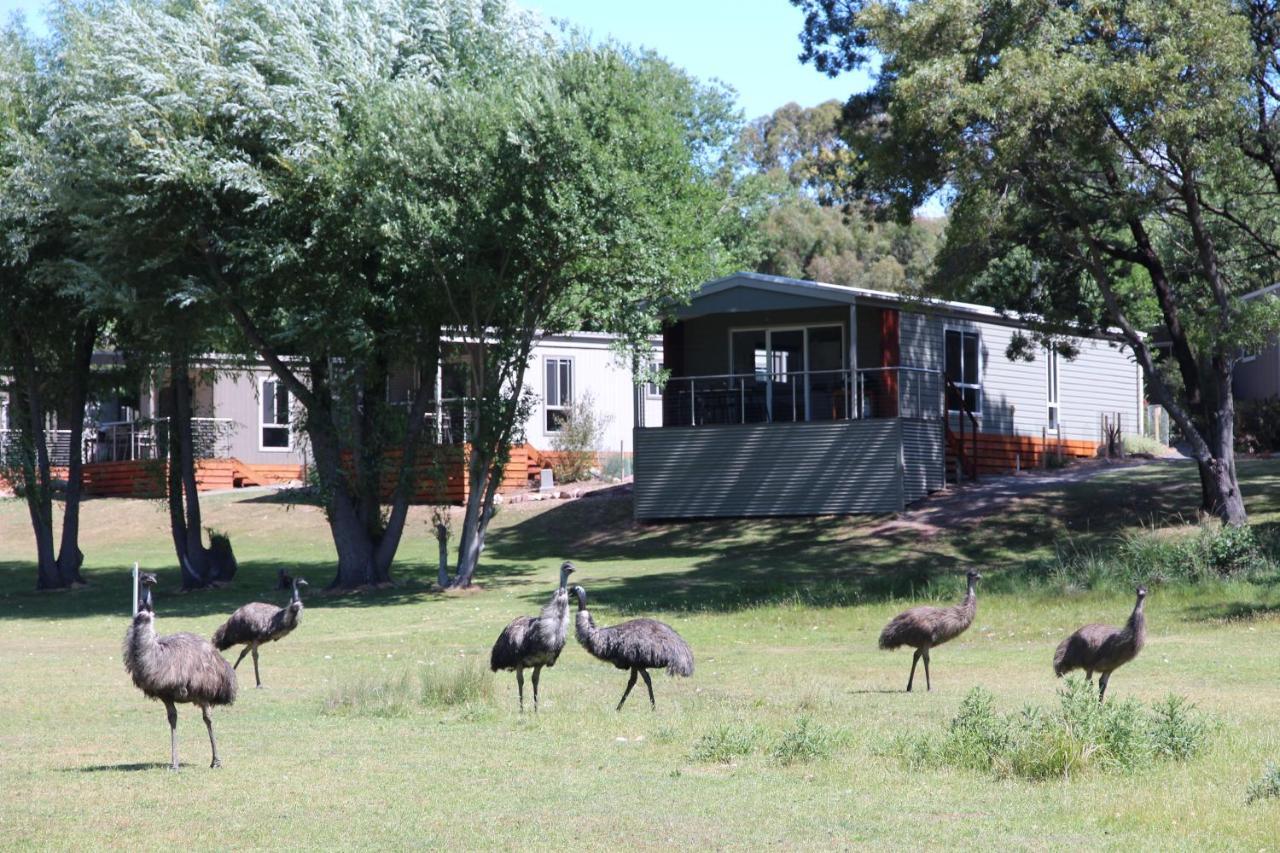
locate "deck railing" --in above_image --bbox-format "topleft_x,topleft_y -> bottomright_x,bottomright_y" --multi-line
0,429 -> 77,468
644,367 -> 944,428
95,418 -> 235,462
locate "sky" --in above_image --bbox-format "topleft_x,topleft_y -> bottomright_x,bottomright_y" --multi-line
0,0 -> 869,120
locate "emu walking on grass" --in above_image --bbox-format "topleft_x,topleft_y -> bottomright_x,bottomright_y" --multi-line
571,585 -> 693,711
1053,585 -> 1147,702
123,573 -> 237,770
490,561 -> 575,711
212,573 -> 308,689
878,570 -> 981,692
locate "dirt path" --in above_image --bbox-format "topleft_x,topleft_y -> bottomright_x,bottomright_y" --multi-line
871,456 -> 1186,537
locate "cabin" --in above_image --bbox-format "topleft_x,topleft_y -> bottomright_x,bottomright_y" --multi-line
74,331 -> 658,500
633,272 -> 1143,520
1233,283 -> 1280,402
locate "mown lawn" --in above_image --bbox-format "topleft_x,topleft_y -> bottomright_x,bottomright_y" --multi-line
1,460 -> 1279,849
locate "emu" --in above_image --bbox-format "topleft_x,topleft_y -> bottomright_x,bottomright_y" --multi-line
211,573 -> 308,689
1053,585 -> 1147,702
571,585 -> 693,711
878,570 -> 981,692
490,561 -> 575,711
122,573 -> 237,770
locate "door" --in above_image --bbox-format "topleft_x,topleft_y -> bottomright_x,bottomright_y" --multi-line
769,330 -> 805,422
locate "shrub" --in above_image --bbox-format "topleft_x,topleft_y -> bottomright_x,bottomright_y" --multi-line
1122,433 -> 1165,456
324,661 -> 494,716
1236,397 -> 1280,453
419,659 -> 493,707
550,393 -> 609,483
889,679 -> 1211,781
690,721 -> 762,763
770,717 -> 842,766
1247,762 -> 1280,804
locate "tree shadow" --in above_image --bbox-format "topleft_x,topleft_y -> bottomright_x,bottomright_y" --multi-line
1182,601 -> 1280,623
70,762 -> 172,773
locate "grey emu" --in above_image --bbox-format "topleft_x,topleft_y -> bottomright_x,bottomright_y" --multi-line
211,574 -> 308,688
1053,585 -> 1147,702
122,573 -> 237,770
878,570 -> 981,692
489,562 -> 575,711
571,585 -> 694,711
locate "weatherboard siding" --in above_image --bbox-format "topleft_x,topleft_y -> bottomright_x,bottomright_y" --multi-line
633,418 -> 943,519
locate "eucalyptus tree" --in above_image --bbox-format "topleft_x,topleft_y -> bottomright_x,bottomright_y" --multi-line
0,22 -> 100,590
366,45 -> 746,586
796,0 -> 1280,523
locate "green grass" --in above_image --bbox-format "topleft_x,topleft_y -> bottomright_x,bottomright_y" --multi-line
2,459 -> 1280,848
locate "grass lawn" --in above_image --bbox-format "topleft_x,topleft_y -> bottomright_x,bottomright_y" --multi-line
1,459 -> 1279,849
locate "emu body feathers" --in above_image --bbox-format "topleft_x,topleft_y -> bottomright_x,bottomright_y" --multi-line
878,571 -> 980,692
490,562 -> 575,711
1053,586 -> 1147,701
572,585 -> 692,710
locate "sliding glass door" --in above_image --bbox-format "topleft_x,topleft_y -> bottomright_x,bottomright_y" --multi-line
729,325 -> 845,423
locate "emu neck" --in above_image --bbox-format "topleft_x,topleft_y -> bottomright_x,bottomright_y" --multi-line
539,588 -> 570,644
574,609 -> 603,654
283,600 -> 303,628
1127,598 -> 1146,643
124,616 -> 158,671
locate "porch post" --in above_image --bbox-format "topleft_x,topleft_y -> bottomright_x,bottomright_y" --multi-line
434,359 -> 444,443
848,300 -> 858,418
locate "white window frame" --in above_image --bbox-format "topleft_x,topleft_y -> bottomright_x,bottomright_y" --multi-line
1046,348 -> 1061,432
543,356 -> 574,435
645,360 -> 663,400
258,375 -> 293,452
943,326 -> 983,416
727,324 -> 846,422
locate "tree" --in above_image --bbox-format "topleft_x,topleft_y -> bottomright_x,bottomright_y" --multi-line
0,22 -> 100,590
368,44 -> 747,586
796,0 -> 1280,524
738,100 -> 943,292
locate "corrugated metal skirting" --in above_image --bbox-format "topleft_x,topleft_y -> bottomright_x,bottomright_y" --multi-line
633,418 -> 943,520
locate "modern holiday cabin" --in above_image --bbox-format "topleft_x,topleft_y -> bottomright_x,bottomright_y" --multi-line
633,272 -> 1143,520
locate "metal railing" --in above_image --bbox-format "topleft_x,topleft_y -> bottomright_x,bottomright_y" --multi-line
390,396 -> 475,445
647,367 -> 945,428
95,418 -> 235,462
0,429 -> 77,468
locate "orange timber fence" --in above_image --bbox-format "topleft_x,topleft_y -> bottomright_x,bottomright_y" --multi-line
945,432 -> 1100,477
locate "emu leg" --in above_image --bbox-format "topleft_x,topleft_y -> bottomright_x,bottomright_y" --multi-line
1097,672 -> 1111,703
906,649 -> 921,692
617,669 -> 639,711
232,647 -> 250,670
532,666 -> 542,712
516,667 -> 525,712
201,705 -> 221,768
163,699 -> 179,771
923,649 -> 932,692
639,669 -> 656,710
251,644 -> 262,688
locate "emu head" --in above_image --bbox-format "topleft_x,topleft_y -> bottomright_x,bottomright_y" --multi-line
291,577 -> 309,604
1135,585 -> 1147,601
966,569 -> 982,585
570,585 -> 588,611
137,572 -> 158,617
558,561 -> 576,589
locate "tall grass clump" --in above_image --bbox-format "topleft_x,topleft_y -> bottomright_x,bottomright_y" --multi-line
1246,762 -> 1280,804
770,717 -> 844,766
324,661 -> 494,716
690,720 -> 762,763
1042,522 -> 1275,592
890,679 -> 1212,781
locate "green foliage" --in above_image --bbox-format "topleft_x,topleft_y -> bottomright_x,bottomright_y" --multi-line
1236,398 -> 1280,454
324,661 -> 494,716
891,680 -> 1212,781
1043,523 -> 1275,591
1246,762 -> 1280,804
770,716 -> 843,766
1122,434 -> 1167,456
549,393 -> 608,484
690,720 -> 763,763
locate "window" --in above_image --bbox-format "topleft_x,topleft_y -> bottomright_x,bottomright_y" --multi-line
261,379 -> 291,450
645,360 -> 663,399
944,329 -> 981,414
1046,349 -> 1060,430
544,357 -> 573,432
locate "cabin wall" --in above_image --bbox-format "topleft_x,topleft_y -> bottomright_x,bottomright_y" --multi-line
213,368 -> 310,466
1234,336 -> 1280,401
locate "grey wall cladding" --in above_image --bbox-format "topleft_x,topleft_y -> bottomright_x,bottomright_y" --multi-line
633,419 -> 941,519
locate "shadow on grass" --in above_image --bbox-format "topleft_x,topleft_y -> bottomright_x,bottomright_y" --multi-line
70,762 -> 173,773
1182,601 -> 1280,623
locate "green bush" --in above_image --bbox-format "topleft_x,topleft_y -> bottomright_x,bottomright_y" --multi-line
1246,762 -> 1280,804
1236,397 -> 1280,453
1121,433 -> 1166,456
770,717 -> 842,766
890,680 -> 1211,781
690,721 -> 762,763
550,393 -> 609,483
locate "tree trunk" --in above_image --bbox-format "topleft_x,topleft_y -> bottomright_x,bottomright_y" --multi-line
14,346 -> 61,590
53,320 -> 97,587
166,350 -> 228,590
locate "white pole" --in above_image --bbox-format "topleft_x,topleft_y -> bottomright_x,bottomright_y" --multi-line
132,562 -> 139,616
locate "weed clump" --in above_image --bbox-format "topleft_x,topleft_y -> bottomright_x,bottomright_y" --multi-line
1246,762 -> 1280,804
770,717 -> 841,766
324,660 -> 494,716
690,721 -> 762,763
890,679 -> 1212,781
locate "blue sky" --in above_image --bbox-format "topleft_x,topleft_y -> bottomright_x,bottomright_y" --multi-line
1,0 -> 868,119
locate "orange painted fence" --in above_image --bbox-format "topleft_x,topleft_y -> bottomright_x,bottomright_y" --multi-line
946,431 -> 1099,476
340,443 -> 533,504
78,459 -> 305,498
